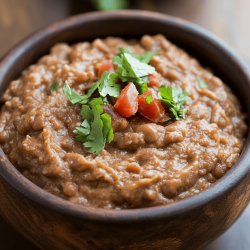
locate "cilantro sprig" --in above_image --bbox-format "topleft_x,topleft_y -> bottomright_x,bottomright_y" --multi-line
113,49 -> 156,93
64,84 -> 114,154
63,84 -> 88,104
116,48 -> 156,64
159,86 -> 189,120
135,51 -> 156,64
74,98 -> 113,154
63,72 -> 121,105
98,72 -> 121,98
63,72 -> 121,154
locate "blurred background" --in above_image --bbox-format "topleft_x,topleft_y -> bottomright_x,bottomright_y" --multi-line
0,0 -> 250,249
0,0 -> 250,64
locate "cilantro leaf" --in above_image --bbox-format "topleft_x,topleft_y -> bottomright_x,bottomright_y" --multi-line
73,98 -> 114,154
135,51 -> 156,64
63,71 -> 121,105
196,77 -> 208,89
117,47 -> 132,55
89,97 -> 104,107
101,113 -> 114,143
159,86 -> 188,120
80,81 -> 100,104
63,84 -> 115,154
113,50 -> 156,88
83,101 -> 105,154
63,84 -> 87,104
82,72 -> 121,102
80,105 -> 92,121
51,82 -> 59,92
123,52 -> 155,78
98,72 -> 121,98
145,94 -> 153,104
117,48 -> 156,64
74,121 -> 90,142
140,82 -> 149,94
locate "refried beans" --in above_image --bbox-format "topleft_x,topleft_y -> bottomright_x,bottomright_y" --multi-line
0,35 -> 247,209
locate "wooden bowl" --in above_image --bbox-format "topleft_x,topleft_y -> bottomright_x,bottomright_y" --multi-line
0,10 -> 250,250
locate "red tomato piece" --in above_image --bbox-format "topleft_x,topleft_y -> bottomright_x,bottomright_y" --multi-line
114,83 -> 139,118
148,74 -> 161,88
113,63 -> 118,71
97,62 -> 114,78
138,89 -> 167,123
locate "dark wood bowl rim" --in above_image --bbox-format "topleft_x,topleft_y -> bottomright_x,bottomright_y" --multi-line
0,10 -> 250,224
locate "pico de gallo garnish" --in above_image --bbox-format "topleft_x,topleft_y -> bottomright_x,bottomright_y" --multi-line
62,48 -> 188,154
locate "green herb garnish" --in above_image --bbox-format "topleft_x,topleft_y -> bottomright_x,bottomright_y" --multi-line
78,98 -> 113,154
135,51 -> 156,64
63,80 -> 117,154
196,77 -> 208,89
51,82 -> 59,92
98,72 -> 121,98
145,94 -> 153,104
140,82 -> 149,94
159,86 -> 188,120
63,72 -> 121,105
63,84 -> 87,104
66,88 -> 114,154
113,49 -> 155,92
117,48 -> 156,64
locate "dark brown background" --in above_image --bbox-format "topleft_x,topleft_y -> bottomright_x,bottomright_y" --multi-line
0,0 -> 249,249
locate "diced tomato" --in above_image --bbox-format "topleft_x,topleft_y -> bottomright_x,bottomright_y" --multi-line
138,89 -> 167,123
148,74 -> 161,88
113,63 -> 118,71
114,83 -> 138,118
97,62 -> 114,78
